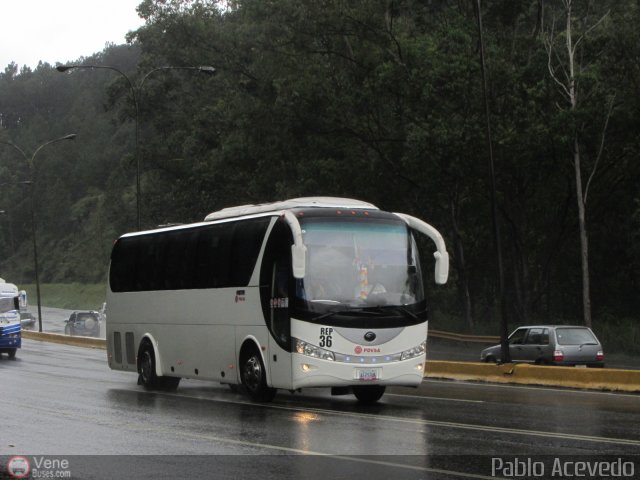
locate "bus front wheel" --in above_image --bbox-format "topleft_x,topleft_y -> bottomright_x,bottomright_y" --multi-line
240,349 -> 276,402
353,385 -> 386,404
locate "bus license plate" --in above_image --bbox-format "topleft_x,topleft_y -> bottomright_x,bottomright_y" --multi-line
355,368 -> 380,381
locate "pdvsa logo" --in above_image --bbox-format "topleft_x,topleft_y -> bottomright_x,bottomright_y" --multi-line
354,346 -> 381,354
6,456 -> 30,479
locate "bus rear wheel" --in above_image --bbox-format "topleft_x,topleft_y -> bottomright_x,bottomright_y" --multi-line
137,342 -> 180,391
353,385 -> 386,404
138,344 -> 160,389
240,350 -> 276,402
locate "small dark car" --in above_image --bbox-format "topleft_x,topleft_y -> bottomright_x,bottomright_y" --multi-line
65,311 -> 101,337
480,325 -> 604,367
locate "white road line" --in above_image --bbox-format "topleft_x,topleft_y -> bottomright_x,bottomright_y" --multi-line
11,402 -> 505,479
385,392 -> 484,403
164,390 -> 640,447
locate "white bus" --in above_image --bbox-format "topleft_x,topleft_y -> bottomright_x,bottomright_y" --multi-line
106,197 -> 448,403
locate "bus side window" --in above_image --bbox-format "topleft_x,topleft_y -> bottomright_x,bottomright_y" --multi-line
194,224 -> 231,288
260,218 -> 293,350
271,261 -> 290,346
230,218 -> 271,286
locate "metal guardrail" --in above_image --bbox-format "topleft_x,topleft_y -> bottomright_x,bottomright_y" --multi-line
22,330 -> 639,393
24,329 -> 496,347
430,329 -> 499,343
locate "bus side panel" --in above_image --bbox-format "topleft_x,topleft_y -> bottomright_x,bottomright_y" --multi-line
106,287 -> 264,382
150,324 -> 236,381
267,338 -> 293,390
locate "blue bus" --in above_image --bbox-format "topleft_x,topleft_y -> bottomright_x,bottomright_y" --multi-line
0,295 -> 21,359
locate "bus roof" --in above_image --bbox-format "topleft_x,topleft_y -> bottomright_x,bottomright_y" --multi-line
0,279 -> 18,297
204,197 -> 378,222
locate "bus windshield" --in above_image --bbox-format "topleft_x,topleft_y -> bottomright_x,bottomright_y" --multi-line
297,217 -> 424,310
0,296 -> 19,323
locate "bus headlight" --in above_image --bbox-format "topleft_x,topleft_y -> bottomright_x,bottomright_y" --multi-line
401,341 -> 426,361
294,339 -> 335,361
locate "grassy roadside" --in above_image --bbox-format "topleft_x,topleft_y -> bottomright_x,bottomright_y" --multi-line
21,283 -> 107,310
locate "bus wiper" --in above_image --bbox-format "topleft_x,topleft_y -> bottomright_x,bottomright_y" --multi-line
392,306 -> 419,320
312,307 -> 385,322
312,310 -> 343,322
362,305 -> 420,320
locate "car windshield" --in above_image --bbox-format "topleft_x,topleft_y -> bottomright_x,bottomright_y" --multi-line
555,328 -> 598,345
297,216 -> 424,310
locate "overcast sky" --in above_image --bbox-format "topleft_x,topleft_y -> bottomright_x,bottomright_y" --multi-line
1,0 -> 145,70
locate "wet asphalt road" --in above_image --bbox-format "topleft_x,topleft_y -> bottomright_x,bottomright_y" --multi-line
1,340 -> 639,479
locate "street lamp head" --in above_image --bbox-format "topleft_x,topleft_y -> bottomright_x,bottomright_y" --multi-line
56,65 -> 74,72
63,134 -> 77,141
198,66 -> 217,75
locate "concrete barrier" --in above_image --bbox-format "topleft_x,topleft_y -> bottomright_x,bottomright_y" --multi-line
23,330 -> 106,350
425,360 -> 640,393
21,331 -> 640,393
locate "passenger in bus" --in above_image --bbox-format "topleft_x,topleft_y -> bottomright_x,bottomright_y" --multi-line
305,246 -> 352,301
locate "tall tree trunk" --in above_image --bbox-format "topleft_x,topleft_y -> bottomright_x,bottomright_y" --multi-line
450,194 -> 474,331
565,0 -> 592,328
573,138 -> 592,327
546,0 -> 599,327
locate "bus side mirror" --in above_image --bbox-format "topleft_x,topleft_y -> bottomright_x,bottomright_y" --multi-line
291,244 -> 307,279
434,251 -> 449,285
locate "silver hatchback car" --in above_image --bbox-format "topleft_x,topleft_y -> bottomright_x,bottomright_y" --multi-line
480,325 -> 605,367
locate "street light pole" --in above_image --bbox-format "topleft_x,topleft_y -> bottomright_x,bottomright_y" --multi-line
56,64 -> 216,230
1,134 -> 76,332
473,0 -> 510,363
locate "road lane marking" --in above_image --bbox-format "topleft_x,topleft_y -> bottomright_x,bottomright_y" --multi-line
385,392 -> 484,403
10,358 -> 640,451
9,401 -> 504,479
18,386 -> 640,449
157,389 -> 640,447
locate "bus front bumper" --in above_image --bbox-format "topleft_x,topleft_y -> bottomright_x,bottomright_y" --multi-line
291,353 -> 426,389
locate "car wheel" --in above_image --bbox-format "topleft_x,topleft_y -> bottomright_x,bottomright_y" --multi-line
240,349 -> 276,402
353,385 -> 386,404
7,348 -> 17,360
64,324 -> 71,336
485,355 -> 497,363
